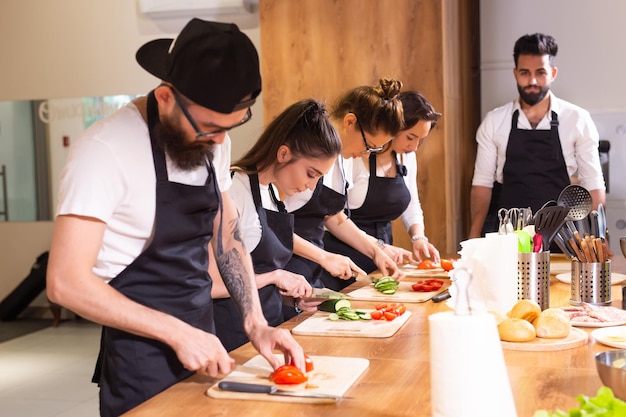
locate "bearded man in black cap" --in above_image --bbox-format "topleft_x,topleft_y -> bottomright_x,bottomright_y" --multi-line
46,19 -> 306,417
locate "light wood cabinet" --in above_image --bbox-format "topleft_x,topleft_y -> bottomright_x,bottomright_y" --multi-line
259,0 -> 480,254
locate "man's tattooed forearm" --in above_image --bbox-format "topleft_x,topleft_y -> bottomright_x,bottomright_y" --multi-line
217,248 -> 253,317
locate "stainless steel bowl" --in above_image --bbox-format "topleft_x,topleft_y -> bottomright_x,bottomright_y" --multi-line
620,236 -> 626,258
596,350 -> 626,400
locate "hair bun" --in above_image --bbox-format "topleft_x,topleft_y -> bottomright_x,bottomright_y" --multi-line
377,78 -> 403,100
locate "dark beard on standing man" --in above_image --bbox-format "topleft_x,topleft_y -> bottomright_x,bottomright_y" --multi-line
517,84 -> 550,106
154,117 -> 215,171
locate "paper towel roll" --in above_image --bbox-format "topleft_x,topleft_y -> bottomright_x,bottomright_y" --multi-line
429,312 -> 517,417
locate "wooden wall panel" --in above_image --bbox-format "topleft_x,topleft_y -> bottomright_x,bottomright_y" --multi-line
259,0 -> 480,256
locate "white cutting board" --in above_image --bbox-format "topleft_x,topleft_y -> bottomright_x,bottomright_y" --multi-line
347,281 -> 449,303
400,265 -> 451,278
207,354 -> 369,404
291,310 -> 412,338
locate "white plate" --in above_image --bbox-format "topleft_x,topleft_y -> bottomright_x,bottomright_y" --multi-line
571,318 -> 626,328
555,272 -> 626,285
592,326 -> 626,348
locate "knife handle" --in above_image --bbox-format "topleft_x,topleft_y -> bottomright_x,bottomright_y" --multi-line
218,381 -> 277,394
432,289 -> 451,303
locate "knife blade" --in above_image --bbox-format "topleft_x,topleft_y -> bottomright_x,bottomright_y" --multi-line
218,381 -> 343,400
304,287 -> 348,301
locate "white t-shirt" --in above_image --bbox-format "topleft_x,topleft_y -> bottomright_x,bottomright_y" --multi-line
471,92 -> 605,192
348,152 -> 424,230
283,156 -> 352,213
56,102 -> 232,282
229,171 -> 283,252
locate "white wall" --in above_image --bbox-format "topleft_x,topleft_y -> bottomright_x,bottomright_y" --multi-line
0,0 -> 264,308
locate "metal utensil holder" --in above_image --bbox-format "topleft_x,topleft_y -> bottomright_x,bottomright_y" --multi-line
518,251 -> 550,310
570,260 -> 612,306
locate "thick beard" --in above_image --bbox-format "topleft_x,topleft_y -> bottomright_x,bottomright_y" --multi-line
517,84 -> 550,106
154,117 -> 214,171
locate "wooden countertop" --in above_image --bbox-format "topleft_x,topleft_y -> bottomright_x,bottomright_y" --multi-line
123,255 -> 626,417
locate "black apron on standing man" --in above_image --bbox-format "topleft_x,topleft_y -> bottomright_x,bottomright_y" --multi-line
482,110 -> 570,235
213,172 -> 294,351
283,178 -> 346,319
322,152 -> 410,290
93,92 -> 221,417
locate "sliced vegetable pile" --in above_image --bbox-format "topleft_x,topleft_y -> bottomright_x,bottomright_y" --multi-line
319,298 -> 372,320
318,299 -> 407,321
532,386 -> 626,416
369,303 -> 406,321
411,279 -> 444,292
372,276 -> 400,294
416,258 -> 456,271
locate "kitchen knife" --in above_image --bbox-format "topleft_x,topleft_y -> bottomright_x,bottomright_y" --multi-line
431,289 -> 451,303
218,381 -> 344,400
304,287 -> 348,300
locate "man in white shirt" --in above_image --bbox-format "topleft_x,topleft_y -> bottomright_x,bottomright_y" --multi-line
46,19 -> 305,417
469,33 -> 605,237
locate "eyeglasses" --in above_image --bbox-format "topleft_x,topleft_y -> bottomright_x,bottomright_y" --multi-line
356,118 -> 384,153
168,86 -> 253,139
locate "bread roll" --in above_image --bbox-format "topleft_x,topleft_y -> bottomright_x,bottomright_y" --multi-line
497,318 -> 536,342
532,309 -> 571,339
507,299 -> 541,322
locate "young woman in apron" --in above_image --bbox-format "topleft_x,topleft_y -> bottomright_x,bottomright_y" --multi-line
322,91 -> 442,290
283,79 -> 408,317
211,99 -> 341,350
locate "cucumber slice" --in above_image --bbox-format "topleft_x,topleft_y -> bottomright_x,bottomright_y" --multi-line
328,313 -> 339,321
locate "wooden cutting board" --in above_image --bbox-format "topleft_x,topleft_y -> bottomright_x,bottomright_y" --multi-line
500,327 -> 588,351
207,354 -> 369,404
399,265 -> 451,278
346,281 -> 449,303
291,310 -> 412,338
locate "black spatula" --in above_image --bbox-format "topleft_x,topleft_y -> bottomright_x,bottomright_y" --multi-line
533,206 -> 570,251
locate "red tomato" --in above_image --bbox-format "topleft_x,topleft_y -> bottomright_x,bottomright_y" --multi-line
411,283 -> 424,291
417,259 -> 436,269
383,311 -> 398,321
270,365 -> 307,385
375,303 -> 388,311
412,279 -> 444,292
440,259 -> 455,272
370,310 -> 384,320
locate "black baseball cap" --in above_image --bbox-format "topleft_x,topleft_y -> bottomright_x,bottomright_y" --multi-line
136,18 -> 261,114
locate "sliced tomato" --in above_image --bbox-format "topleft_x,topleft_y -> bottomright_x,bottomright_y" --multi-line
383,311 -> 398,321
375,303 -> 388,311
394,304 -> 406,315
412,283 -> 425,291
440,259 -> 455,271
304,354 -> 314,373
270,365 -> 307,385
417,259 -> 437,269
370,310 -> 384,320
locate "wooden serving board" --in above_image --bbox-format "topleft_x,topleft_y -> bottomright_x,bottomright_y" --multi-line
346,281 -> 449,303
291,310 -> 412,338
500,327 -> 588,351
207,354 -> 369,404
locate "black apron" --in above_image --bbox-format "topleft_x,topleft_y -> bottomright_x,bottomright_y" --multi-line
93,92 -> 220,417
213,173 -> 294,351
482,110 -> 570,234
283,178 -> 346,319
322,153 -> 410,290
